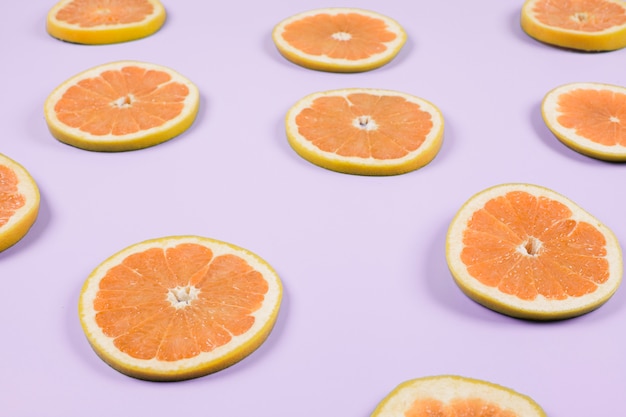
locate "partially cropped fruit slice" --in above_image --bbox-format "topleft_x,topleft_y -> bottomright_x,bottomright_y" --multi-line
285,88 -> 444,175
78,235 -> 283,381
47,0 -> 166,45
44,61 -> 199,152
446,183 -> 622,320
0,154 -> 40,252
272,8 -> 407,72
520,0 -> 626,51
542,82 -> 626,161
371,375 -> 547,417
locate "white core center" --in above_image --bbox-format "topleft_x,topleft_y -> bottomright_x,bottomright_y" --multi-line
610,116 -> 620,123
167,285 -> 200,308
332,31 -> 352,41
111,95 -> 134,108
518,237 -> 542,257
353,115 -> 378,131
571,12 -> 589,23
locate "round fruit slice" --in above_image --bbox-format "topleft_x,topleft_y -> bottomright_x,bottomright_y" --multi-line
78,235 -> 283,381
542,82 -> 626,161
0,154 -> 40,252
272,8 -> 407,72
520,0 -> 626,51
446,183 -> 622,320
285,88 -> 444,176
44,61 -> 200,152
371,375 -> 547,417
47,0 -> 166,45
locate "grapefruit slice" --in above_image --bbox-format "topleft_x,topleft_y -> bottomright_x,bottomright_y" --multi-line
542,81 -> 626,161
44,61 -> 200,152
78,235 -> 283,381
371,375 -> 547,417
285,88 -> 444,176
520,0 -> 626,51
272,8 -> 407,72
0,154 -> 40,252
446,183 -> 622,320
47,0 -> 166,45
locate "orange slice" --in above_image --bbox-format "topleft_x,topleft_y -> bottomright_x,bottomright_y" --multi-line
272,8 -> 407,72
446,183 -> 622,320
0,154 -> 40,253
78,235 -> 283,381
285,88 -> 444,176
47,0 -> 166,45
371,375 -> 547,417
44,61 -> 200,152
542,82 -> 626,161
520,0 -> 626,51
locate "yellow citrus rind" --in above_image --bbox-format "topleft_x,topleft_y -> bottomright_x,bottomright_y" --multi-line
44,61 -> 200,152
46,0 -> 166,45
542,82 -> 626,161
78,235 -> 283,381
371,375 -> 547,417
285,88 -> 444,176
520,0 -> 626,51
0,154 -> 40,253
272,8 -> 407,73
446,183 -> 622,321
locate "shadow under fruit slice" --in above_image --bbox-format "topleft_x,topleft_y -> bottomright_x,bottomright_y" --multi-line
445,183 -> 622,320
78,235 -> 283,381
520,0 -> 626,51
541,81 -> 626,161
44,61 -> 199,152
0,154 -> 40,252
371,375 -> 547,417
272,8 -> 407,72
47,0 -> 166,45
285,88 -> 444,176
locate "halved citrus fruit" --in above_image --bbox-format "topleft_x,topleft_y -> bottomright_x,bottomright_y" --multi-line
446,183 -> 622,320
47,0 -> 166,45
371,375 -> 547,417
285,88 -> 444,176
542,82 -> 626,161
0,154 -> 40,253
44,61 -> 200,152
520,0 -> 626,51
78,235 -> 283,381
272,8 -> 407,72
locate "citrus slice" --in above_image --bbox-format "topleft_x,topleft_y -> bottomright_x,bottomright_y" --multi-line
520,0 -> 626,51
285,88 -> 444,176
78,235 -> 283,381
0,154 -> 40,253
272,8 -> 407,72
446,183 -> 622,320
371,375 -> 547,417
47,0 -> 166,45
542,82 -> 626,161
44,61 -> 200,152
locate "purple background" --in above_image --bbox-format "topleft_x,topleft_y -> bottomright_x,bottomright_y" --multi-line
2,1 -> 625,416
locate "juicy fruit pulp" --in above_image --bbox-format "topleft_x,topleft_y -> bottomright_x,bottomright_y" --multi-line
446,183 -> 622,320
371,375 -> 547,417
44,61 -> 199,152
521,0 -> 626,51
79,236 -> 282,381
286,88 -> 444,175
273,8 -> 407,72
542,82 -> 626,161
47,0 -> 167,44
0,154 -> 40,252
